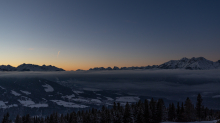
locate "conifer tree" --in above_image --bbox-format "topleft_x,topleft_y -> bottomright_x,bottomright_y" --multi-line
156,99 -> 164,123
100,105 -> 107,123
23,114 -> 30,123
176,102 -> 181,121
114,112 -> 122,123
149,98 -> 156,123
177,102 -> 185,122
168,103 -> 176,121
144,99 -> 150,123
172,103 -> 176,120
15,115 -> 22,123
105,109 -> 111,123
204,107 -> 209,120
123,102 -> 132,123
60,114 -> 64,123
2,112 -> 10,123
210,109 -> 213,120
136,111 -> 144,123
135,101 -> 144,123
70,112 -> 77,123
196,93 -> 203,121
117,102 -> 121,111
113,102 -> 117,111
184,97 -> 195,121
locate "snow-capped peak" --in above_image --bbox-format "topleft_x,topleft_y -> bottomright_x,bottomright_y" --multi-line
158,57 -> 219,70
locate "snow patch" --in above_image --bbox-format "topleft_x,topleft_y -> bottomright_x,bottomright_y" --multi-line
28,104 -> 48,108
105,97 -> 114,101
72,98 -> 90,103
83,88 -> 101,91
42,84 -> 54,92
62,94 -> 75,100
18,97 -> 48,108
116,96 -> 140,103
91,99 -> 102,103
0,101 -> 7,108
20,90 -> 31,95
0,86 -> 5,89
73,91 -> 84,95
51,100 -> 88,108
11,90 -> 21,96
18,99 -> 35,106
8,104 -> 18,108
73,91 -> 84,94
0,101 -> 17,109
106,103 -> 113,106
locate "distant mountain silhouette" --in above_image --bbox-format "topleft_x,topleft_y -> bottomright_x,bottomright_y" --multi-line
0,63 -> 64,71
89,57 -> 220,70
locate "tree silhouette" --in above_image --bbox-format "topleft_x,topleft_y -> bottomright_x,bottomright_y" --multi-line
196,93 -> 203,121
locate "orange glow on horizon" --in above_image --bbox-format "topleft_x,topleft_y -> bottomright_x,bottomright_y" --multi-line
3,56 -> 219,71
1,62 -> 161,71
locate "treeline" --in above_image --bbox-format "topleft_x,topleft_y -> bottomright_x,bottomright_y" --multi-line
2,94 -> 220,123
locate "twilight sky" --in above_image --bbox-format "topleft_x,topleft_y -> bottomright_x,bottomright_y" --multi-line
1,0 -> 220,70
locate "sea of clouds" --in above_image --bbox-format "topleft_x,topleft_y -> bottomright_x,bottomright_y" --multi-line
0,69 -> 220,107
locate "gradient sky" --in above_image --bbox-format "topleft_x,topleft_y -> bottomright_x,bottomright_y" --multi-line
1,0 -> 220,70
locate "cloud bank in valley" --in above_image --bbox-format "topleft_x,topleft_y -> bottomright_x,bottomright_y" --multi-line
1,70 -> 220,93
0,69 -> 220,108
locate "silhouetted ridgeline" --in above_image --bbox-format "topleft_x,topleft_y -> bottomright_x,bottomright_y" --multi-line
2,94 -> 220,123
88,57 -> 220,71
0,63 -> 64,71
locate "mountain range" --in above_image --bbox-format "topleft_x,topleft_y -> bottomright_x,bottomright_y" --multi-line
0,63 -> 64,71
89,57 -> 220,70
1,57 -> 219,71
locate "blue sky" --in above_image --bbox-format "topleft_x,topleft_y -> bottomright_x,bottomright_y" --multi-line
0,0 -> 220,70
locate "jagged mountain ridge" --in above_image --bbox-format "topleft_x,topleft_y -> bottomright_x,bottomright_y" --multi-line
89,57 -> 220,70
158,57 -> 220,70
0,63 -> 64,71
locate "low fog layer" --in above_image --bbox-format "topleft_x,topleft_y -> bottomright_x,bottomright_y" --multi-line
0,70 -> 220,102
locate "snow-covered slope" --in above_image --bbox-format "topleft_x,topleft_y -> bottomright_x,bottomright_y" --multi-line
158,57 -> 220,70
0,64 -> 64,71
0,77 -> 141,118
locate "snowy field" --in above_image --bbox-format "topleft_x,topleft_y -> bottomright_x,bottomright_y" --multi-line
42,84 -> 54,92
20,90 -> 31,95
51,100 -> 87,108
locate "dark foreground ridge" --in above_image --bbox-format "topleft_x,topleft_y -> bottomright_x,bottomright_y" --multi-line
2,94 -> 220,123
0,63 -> 65,71
87,57 -> 220,71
